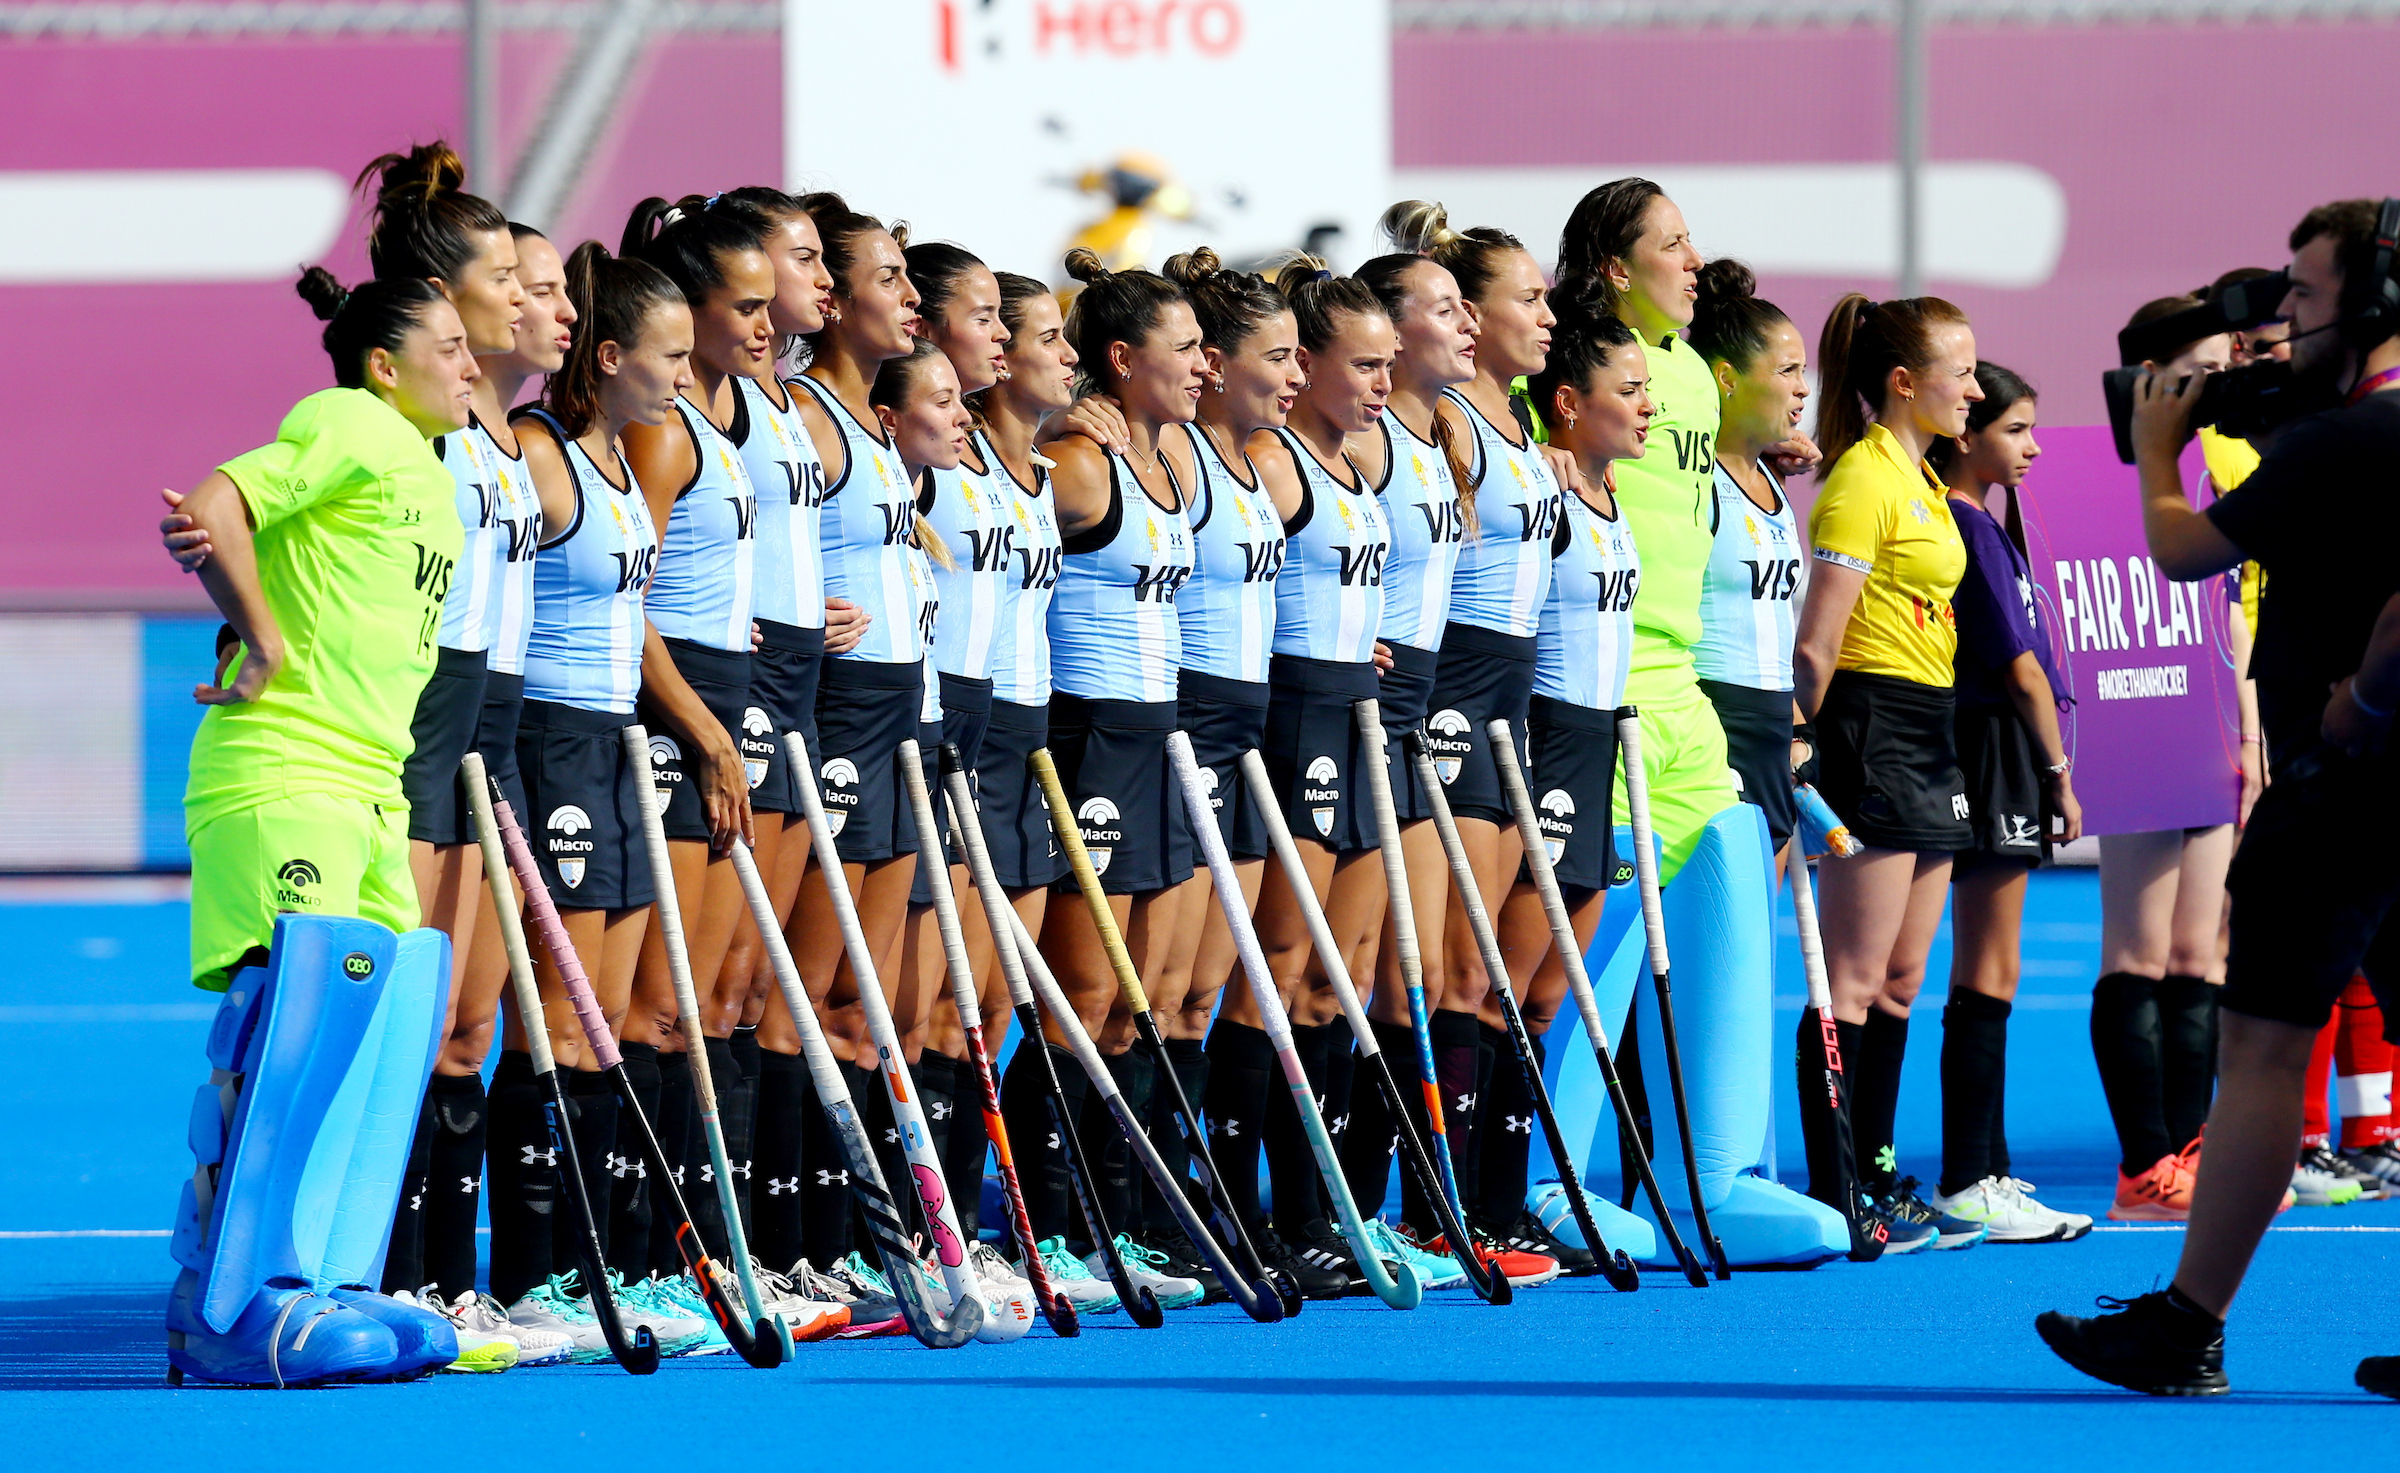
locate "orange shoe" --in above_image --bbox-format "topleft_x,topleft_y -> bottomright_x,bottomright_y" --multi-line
2108,1153 -> 2195,1221
787,1301 -> 851,1344
1423,1232 -> 1561,1288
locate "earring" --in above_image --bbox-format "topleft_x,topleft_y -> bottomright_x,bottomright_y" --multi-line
1211,380 -> 1226,393
1561,412 -> 1576,429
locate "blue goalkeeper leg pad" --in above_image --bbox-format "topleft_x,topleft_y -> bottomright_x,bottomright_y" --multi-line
1626,805 -> 1847,1268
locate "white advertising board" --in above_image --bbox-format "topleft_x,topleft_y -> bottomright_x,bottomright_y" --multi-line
786,0 -> 1391,282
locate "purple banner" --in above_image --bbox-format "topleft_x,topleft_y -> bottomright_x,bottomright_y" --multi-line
2018,426 -> 2242,835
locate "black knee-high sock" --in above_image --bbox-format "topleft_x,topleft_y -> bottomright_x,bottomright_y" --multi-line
725,1026 -> 762,1238
939,1051 -> 990,1244
2156,974 -> 2220,1151
1084,1048 -> 1154,1250
1144,1036 -> 1206,1237
1204,1020 -> 1276,1232
1321,1032 -> 1357,1175
423,1072 -> 488,1301
637,1047 -> 685,1276
1342,1022 -> 1410,1219
1852,1008 -> 1910,1192
1431,1008 -> 1483,1192
1002,1039 -> 1088,1249
1265,1024 -> 1334,1236
679,1035 -> 741,1260
2090,971 -> 2173,1176
753,1047 -> 809,1271
797,1067 -> 854,1267
379,1092 -> 437,1293
1455,1015 -> 1499,1202
485,1051 -> 555,1306
1477,1025 -> 1541,1225
562,1068 -> 620,1282
914,1051 -> 969,1241
1794,1014 -> 1865,1210
1938,991 -> 2011,1197
1989,1031 -> 2012,1182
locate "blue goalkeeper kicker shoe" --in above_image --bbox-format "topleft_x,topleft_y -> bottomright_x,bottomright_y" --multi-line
328,1286 -> 458,1380
166,1269 -> 396,1388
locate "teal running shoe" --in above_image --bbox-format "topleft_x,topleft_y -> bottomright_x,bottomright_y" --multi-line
604,1270 -> 714,1356
1095,1235 -> 1206,1310
646,1273 -> 731,1356
507,1272 -> 612,1363
1037,1236 -> 1120,1314
1366,1217 -> 1465,1290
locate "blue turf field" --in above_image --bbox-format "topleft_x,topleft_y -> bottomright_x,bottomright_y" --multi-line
7,870 -> 2397,1464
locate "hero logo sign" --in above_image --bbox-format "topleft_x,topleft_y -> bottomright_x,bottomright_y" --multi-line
936,0 -> 1244,68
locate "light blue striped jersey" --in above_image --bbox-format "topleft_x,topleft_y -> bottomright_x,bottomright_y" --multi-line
433,419 -> 541,659
1373,412 -> 1464,651
909,535 -> 943,723
1443,389 -> 1561,638
734,375 -> 827,631
516,409 -> 658,713
922,436 -> 1015,681
988,446 -> 1061,705
1269,429 -> 1387,664
1176,423 -> 1284,684
1535,485 -> 1642,711
643,396 -> 757,651
1048,449 -> 1191,703
797,374 -> 920,665
1693,459 -> 1801,692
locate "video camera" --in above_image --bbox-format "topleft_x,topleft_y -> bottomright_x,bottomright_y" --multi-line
2102,269 -> 2315,463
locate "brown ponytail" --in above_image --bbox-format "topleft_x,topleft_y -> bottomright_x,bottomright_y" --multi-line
1813,292 -> 1971,474
546,241 -> 683,438
355,141 -> 507,286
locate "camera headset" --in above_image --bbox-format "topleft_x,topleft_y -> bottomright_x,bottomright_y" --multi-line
2335,195 -> 2400,352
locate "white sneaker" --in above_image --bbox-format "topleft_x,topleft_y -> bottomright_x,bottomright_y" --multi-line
971,1240 -> 1031,1290
441,1289 -> 573,1367
740,1259 -> 852,1343
1929,1176 -> 2093,1243
1034,1236 -> 1120,1314
392,1288 -> 516,1373
2294,1154 -> 2364,1206
1086,1233 -> 1205,1311
508,1272 -> 611,1362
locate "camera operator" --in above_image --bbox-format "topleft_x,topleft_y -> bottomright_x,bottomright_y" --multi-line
2038,198 -> 2400,1397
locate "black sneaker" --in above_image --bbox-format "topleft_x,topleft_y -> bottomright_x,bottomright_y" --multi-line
1262,1220 -> 1354,1299
2036,1289 -> 2229,1396
2357,1355 -> 2400,1399
1276,1223 -> 1372,1305
1473,1207 -> 1598,1277
1146,1225 -> 1227,1304
1879,1176 -> 1986,1250
2306,1143 -> 2386,1200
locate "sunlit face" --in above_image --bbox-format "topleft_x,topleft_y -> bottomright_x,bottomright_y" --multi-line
1899,323 -> 1983,439
1551,345 -> 1654,465
1109,299 -> 1208,426
880,353 -> 971,471
1715,319 -> 1809,449
996,293 -> 1078,415
692,248 -> 776,380
1468,247 -> 1555,381
1615,195 -> 1702,333
1295,309 -> 1397,435
764,213 -> 833,338
2159,333 -> 2233,378
447,227 -> 525,355
503,234 -> 576,376
924,263 -> 1010,394
1389,260 -> 1477,390
1208,308 -> 1304,432
1956,394 -> 2040,490
835,229 -> 920,361
604,300 -> 697,429
377,297 -> 480,437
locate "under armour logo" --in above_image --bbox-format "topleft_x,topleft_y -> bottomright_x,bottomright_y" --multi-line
1045,1132 -> 1061,1153
670,1165 -> 687,1186
767,1177 -> 801,1196
882,1127 -> 901,1145
1452,1093 -> 1476,1114
728,1161 -> 750,1181
814,1168 -> 849,1187
1504,1115 -> 1531,1135
406,1190 -> 422,1211
1211,1119 -> 1241,1137
458,1175 -> 482,1194
522,1145 -> 558,1167
605,1151 -> 644,1180
928,1099 -> 953,1121
1327,1113 -> 1351,1135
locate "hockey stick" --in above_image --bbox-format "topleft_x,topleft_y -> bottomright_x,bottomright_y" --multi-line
898,742 -> 1076,1336
777,729 -> 986,1346
1485,720 -> 1693,1289
1613,708 -> 1732,1282
618,727 -> 789,1363
1790,852 -> 1885,1261
461,755 -> 660,1374
722,836 -> 982,1346
1395,729 -> 1617,1285
1352,701 -> 1511,1302
1026,747 -> 1286,1324
936,750 -> 1157,1329
480,751 -> 782,1366
1194,741 -> 1421,1308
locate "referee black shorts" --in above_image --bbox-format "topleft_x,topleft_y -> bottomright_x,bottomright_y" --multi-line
2224,741 -> 2400,1037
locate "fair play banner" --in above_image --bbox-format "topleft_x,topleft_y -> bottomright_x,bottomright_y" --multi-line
785,0 -> 1391,281
2017,426 -> 2242,835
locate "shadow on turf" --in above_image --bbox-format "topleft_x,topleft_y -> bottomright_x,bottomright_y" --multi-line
0,1288 -> 169,1390
812,1375 -> 2371,1408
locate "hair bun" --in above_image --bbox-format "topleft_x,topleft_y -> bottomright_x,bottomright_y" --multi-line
1272,252 -> 1334,297
1062,246 -> 1110,285
295,264 -> 351,322
358,140 -> 469,204
1695,257 -> 1756,306
1160,246 -> 1223,290
1381,199 -> 1457,256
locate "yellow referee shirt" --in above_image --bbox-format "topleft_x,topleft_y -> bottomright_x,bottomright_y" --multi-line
1806,421 -> 1964,687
